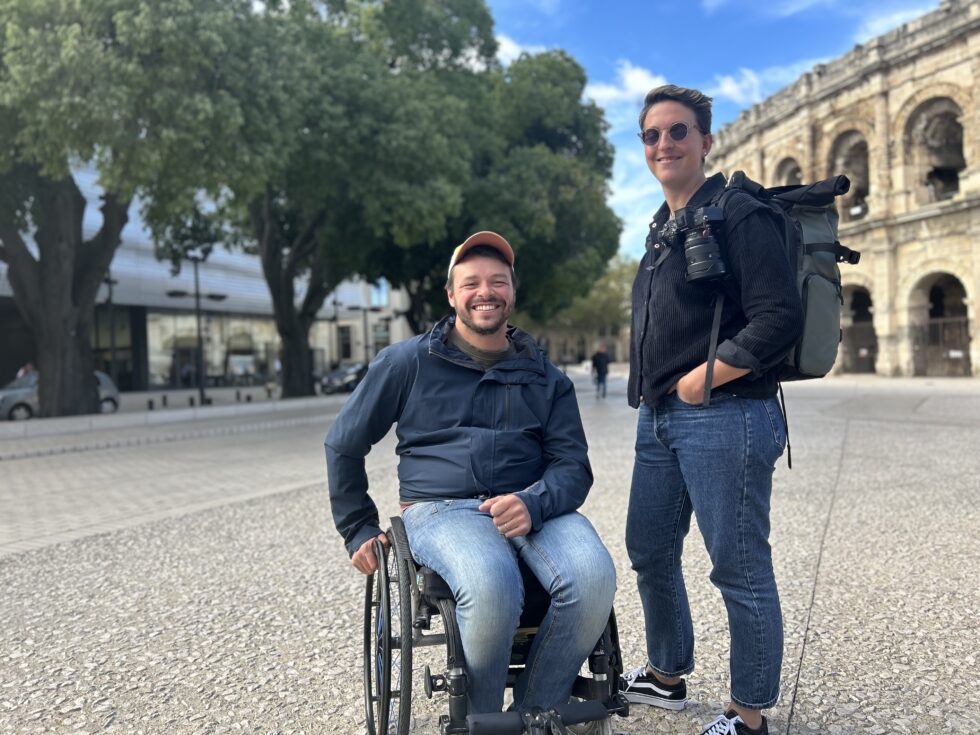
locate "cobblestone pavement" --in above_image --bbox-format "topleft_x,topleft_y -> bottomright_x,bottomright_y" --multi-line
0,373 -> 978,734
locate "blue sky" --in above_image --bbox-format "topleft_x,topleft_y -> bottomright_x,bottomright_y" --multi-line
485,0 -> 939,258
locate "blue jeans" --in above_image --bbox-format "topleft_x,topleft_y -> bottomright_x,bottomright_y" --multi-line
402,500 -> 616,714
626,393 -> 786,709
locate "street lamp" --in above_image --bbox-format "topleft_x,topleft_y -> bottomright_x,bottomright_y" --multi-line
103,271 -> 119,386
166,248 -> 226,406
347,305 -> 382,363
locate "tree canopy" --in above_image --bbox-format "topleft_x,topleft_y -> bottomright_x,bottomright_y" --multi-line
1,0 -> 623,410
0,0 -> 290,415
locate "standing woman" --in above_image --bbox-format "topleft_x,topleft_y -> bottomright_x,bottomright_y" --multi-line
619,84 -> 803,735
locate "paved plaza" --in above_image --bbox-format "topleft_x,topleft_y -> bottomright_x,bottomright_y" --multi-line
0,372 -> 978,734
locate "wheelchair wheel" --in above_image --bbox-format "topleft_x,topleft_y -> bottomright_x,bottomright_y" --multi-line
566,706 -> 614,735
363,539 -> 413,735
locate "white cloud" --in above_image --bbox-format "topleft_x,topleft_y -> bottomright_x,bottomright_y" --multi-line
710,68 -> 764,106
584,61 -> 666,107
495,34 -> 547,66
854,4 -> 936,42
709,58 -> 827,106
530,0 -> 561,13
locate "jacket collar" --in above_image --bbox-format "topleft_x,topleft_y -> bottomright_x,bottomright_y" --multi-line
653,172 -> 728,228
429,314 -> 547,377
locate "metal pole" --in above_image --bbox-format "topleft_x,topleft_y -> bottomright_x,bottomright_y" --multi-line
193,257 -> 206,406
362,308 -> 370,363
333,298 -> 341,366
106,273 -> 117,386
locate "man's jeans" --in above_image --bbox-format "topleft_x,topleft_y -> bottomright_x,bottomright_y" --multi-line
626,393 -> 786,710
402,500 -> 616,714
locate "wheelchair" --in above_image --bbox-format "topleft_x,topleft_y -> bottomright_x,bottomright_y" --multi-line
363,516 -> 629,735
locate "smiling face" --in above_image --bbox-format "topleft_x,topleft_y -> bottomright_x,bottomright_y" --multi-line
642,100 -> 712,199
447,254 -> 515,343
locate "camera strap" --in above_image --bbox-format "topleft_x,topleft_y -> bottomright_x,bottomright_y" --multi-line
703,292 -> 725,407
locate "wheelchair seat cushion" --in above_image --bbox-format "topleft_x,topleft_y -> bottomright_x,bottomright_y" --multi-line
418,562 -> 551,629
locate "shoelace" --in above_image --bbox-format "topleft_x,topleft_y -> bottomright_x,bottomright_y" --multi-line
702,713 -> 744,735
621,665 -> 648,686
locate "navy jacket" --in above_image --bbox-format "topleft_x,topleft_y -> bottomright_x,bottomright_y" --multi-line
325,315 -> 593,557
628,173 -> 804,407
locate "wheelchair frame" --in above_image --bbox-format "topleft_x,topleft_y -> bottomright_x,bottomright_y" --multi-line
363,516 -> 628,735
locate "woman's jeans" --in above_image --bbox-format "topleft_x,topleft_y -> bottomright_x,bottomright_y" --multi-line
626,393 -> 786,710
402,500 -> 616,714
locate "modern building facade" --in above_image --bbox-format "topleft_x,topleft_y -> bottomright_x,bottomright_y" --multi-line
0,169 -> 412,388
708,0 -> 979,377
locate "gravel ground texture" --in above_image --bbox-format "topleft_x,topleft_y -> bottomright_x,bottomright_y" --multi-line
0,372 -> 978,735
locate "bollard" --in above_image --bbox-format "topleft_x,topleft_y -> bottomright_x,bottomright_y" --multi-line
266,386 -> 273,399
189,396 -> 195,407
205,397 -> 212,406
236,389 -> 241,402
245,394 -> 252,403
161,394 -> 168,407
147,399 -> 154,411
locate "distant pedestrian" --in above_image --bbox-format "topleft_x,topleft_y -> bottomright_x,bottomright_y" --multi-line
590,344 -> 610,398
15,362 -> 35,380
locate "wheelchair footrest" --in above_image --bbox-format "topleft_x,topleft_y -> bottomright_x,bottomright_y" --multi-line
466,700 -> 608,735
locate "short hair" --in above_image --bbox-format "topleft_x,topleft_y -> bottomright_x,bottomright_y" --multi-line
445,244 -> 518,291
639,84 -> 713,135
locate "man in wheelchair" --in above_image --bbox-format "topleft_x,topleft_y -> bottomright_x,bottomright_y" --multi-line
326,232 -> 619,730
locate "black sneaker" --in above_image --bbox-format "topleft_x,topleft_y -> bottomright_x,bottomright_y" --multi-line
700,710 -> 769,735
619,665 -> 687,710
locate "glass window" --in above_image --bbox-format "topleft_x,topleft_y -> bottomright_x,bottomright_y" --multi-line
370,279 -> 389,308
373,320 -> 390,353
339,326 -> 353,360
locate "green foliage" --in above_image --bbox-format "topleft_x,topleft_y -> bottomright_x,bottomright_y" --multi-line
381,49 -> 622,329
545,255 -> 638,331
0,0 -> 290,229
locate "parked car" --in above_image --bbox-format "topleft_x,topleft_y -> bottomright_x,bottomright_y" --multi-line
320,362 -> 368,394
0,370 -> 120,420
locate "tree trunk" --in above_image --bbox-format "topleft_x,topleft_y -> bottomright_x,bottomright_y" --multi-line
0,169 -> 130,418
280,325 -> 314,398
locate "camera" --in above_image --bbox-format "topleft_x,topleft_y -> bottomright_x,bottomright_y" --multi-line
658,205 -> 727,283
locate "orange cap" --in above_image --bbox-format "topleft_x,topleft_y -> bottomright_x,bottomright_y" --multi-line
447,231 -> 515,279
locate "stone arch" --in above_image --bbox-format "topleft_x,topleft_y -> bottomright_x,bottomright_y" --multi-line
896,258 -> 973,315
828,130 -> 871,221
895,85 -> 972,205
904,269 -> 972,377
773,156 -> 803,187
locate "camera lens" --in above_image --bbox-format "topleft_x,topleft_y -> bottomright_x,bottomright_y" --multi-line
683,231 -> 727,283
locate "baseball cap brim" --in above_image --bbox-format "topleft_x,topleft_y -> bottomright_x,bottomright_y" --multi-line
447,231 -> 515,280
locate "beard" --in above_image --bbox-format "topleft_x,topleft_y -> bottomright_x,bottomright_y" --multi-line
456,297 -> 512,336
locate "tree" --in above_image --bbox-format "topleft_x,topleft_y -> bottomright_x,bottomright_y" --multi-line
546,255 -> 637,332
196,1 -> 495,398
0,0 -> 286,416
375,50 -> 622,331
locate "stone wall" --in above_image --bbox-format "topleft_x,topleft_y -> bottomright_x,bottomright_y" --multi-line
708,0 -> 980,376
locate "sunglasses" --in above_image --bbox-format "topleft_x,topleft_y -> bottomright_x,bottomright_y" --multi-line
637,121 -> 700,146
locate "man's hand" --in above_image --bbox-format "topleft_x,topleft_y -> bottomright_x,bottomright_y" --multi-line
479,495 -> 532,538
352,532 -> 390,575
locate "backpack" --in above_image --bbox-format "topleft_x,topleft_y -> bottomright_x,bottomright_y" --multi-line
704,171 -> 861,391
702,171 -> 861,467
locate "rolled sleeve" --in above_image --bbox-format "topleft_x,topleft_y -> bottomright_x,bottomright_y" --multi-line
723,210 -> 804,374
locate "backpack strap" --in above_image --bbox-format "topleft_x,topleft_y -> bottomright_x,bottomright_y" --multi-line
806,241 -> 861,265
703,292 -> 725,407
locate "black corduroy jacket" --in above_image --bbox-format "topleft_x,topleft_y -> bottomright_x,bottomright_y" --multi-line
628,173 -> 804,408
